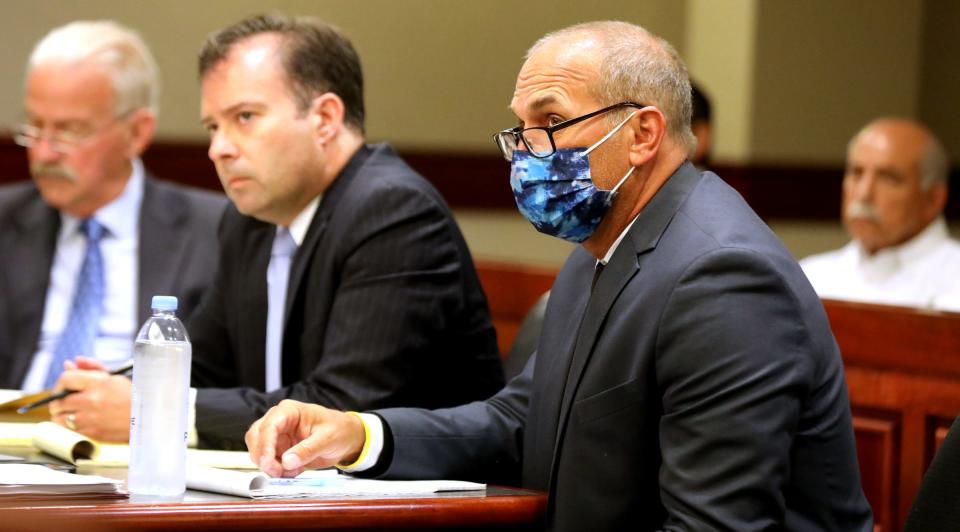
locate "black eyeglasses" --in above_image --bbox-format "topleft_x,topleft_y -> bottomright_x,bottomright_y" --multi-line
492,101 -> 646,161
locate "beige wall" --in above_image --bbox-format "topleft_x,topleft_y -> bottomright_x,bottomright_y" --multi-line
920,0 -> 960,165
749,0 -> 924,164
0,0 -> 684,150
4,1 -> 957,158
684,0 -> 758,162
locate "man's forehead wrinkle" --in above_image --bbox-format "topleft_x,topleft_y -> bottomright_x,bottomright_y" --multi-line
512,64 -> 597,113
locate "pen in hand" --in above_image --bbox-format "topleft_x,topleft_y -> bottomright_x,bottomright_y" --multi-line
16,362 -> 135,414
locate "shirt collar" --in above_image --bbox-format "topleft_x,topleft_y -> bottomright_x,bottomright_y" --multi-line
59,158 -> 145,240
853,217 -> 950,268
598,214 -> 641,266
283,194 -> 322,247
277,143 -> 373,245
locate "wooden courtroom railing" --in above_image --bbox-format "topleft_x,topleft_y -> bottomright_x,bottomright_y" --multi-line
474,261 -> 556,356
824,299 -> 960,532
475,263 -> 960,532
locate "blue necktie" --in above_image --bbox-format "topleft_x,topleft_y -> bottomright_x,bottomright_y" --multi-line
45,218 -> 106,388
265,228 -> 297,392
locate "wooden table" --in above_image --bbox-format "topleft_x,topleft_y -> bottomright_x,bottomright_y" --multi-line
0,455 -> 546,531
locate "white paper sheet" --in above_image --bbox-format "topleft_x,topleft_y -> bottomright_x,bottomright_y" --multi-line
185,466 -> 486,499
0,463 -> 123,498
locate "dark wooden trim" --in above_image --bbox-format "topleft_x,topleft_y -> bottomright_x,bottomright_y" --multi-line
2,138 -> 957,220
3,487 -> 547,531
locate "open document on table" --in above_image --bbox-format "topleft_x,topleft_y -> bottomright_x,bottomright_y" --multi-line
188,466 -> 486,499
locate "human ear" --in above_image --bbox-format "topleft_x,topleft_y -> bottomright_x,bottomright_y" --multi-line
627,106 -> 667,168
923,181 -> 948,221
124,109 -> 156,158
308,93 -> 346,146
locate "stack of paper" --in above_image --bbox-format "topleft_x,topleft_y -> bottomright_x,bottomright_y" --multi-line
186,466 -> 486,499
0,463 -> 125,500
0,421 -> 257,469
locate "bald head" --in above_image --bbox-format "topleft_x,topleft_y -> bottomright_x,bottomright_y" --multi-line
525,21 -> 695,153
848,119 -> 948,190
842,118 -> 949,254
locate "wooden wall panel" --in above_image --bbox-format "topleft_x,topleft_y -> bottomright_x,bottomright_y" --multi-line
3,138 -> 958,219
475,261 -> 555,356
927,415 -> 953,459
852,412 -> 900,532
827,300 -> 960,532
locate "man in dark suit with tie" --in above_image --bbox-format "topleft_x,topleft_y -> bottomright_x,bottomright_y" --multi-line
56,14 -> 503,447
0,21 -> 225,397
245,21 -> 873,531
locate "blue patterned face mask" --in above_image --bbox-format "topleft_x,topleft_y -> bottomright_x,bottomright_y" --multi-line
509,112 -> 637,243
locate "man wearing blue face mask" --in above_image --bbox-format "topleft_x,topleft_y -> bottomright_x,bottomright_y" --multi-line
244,21 -> 873,531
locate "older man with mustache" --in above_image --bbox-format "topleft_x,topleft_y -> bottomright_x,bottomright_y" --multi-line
800,118 -> 960,310
0,21 -> 225,403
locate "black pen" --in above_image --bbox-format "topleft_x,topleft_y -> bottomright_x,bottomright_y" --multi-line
16,362 -> 135,414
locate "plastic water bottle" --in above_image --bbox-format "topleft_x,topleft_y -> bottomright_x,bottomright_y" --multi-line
127,295 -> 192,497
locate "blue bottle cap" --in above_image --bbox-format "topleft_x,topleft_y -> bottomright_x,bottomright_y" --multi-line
151,295 -> 178,311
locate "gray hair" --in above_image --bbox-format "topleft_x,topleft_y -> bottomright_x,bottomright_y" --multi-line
527,21 -> 696,153
919,134 -> 949,191
28,20 -> 160,117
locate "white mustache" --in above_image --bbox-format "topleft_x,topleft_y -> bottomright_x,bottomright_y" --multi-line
845,200 -> 880,222
30,162 -> 77,182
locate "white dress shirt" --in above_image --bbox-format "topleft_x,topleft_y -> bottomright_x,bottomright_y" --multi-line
21,160 -> 145,391
800,217 -> 960,312
185,195 -> 321,446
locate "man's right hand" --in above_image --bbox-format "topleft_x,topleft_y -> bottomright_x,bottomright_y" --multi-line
49,357 -> 132,442
245,399 -> 366,478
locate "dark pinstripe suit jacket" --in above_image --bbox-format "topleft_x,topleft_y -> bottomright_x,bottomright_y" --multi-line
0,176 -> 227,389
190,144 -> 504,449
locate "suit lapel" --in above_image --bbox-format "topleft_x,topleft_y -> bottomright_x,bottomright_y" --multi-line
524,250 -> 593,488
279,144 -> 375,385
137,177 -> 190,324
5,196 -> 59,385
545,162 -> 704,490
239,221 -> 273,389
282,145 -> 373,326
283,209 -> 328,326
548,249 -> 640,478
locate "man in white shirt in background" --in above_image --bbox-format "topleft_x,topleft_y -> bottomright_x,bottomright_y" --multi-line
800,118 -> 960,311
0,21 -> 225,399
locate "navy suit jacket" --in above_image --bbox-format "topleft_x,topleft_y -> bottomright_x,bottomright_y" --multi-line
0,176 -> 226,388
375,162 -> 873,531
189,144 -> 504,449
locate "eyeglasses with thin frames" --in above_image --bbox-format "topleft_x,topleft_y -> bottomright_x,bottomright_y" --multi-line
492,101 -> 646,161
12,110 -> 135,155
